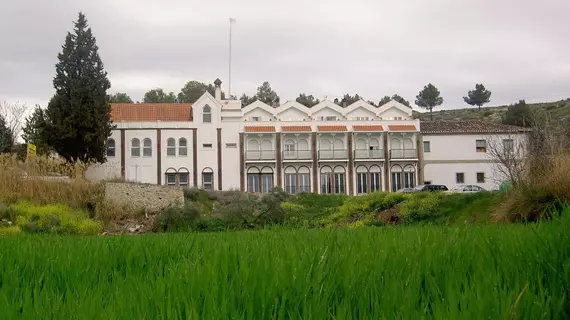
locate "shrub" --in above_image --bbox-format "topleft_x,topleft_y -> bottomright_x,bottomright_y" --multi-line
0,226 -> 22,236
255,187 -> 289,225
183,187 -> 201,202
8,201 -> 102,235
212,191 -> 257,230
398,192 -> 444,223
153,202 -> 201,232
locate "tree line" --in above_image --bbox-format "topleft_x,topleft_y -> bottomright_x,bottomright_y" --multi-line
0,11 -> 539,165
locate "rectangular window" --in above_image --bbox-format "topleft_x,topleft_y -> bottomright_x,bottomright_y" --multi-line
179,173 -> 189,187
322,116 -> 337,121
166,173 -> 176,186
203,114 -> 212,123
261,174 -> 273,193
456,172 -> 465,184
225,143 -> 237,148
251,116 -> 260,121
202,173 -> 213,189
476,140 -> 487,152
357,173 -> 368,194
203,143 -> 213,148
477,172 -> 485,183
404,172 -> 415,188
299,174 -> 311,193
423,141 -> 431,153
503,139 -> 514,153
247,174 -> 259,192
370,173 -> 381,192
284,174 -> 296,194
167,146 -> 176,156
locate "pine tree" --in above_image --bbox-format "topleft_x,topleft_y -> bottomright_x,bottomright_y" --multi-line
415,84 -> 444,121
0,115 -> 13,153
22,105 -> 51,155
463,83 -> 492,112
42,12 -> 113,163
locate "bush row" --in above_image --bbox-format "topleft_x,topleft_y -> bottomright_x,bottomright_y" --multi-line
153,187 -> 506,232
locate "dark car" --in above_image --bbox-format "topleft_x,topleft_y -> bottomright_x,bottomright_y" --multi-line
412,184 -> 448,192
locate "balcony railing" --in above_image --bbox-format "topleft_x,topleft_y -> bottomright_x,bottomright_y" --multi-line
390,149 -> 417,159
318,149 -> 348,160
283,150 -> 312,160
354,149 -> 384,160
246,150 -> 276,161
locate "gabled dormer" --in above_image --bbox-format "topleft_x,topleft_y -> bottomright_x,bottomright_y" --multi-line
345,99 -> 377,121
242,100 -> 275,122
309,100 -> 345,121
275,101 -> 310,121
192,90 -> 223,125
377,100 -> 412,120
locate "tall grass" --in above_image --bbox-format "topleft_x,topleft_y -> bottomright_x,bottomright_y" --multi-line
1,207 -> 569,318
0,154 -> 103,209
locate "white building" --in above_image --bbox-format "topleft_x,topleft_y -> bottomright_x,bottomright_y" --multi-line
86,78 -> 529,194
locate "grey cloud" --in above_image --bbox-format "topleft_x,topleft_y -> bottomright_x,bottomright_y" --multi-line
1,0 -> 569,109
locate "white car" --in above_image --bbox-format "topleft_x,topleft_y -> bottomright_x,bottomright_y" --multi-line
446,185 -> 485,193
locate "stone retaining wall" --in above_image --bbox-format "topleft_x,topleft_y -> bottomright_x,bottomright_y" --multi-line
104,182 -> 184,213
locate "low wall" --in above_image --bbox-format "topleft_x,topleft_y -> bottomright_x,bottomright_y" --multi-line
104,182 -> 185,213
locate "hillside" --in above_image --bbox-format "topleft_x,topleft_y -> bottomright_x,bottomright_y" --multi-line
413,98 -> 570,123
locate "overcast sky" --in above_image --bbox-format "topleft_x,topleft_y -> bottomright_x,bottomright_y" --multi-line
1,0 -> 570,111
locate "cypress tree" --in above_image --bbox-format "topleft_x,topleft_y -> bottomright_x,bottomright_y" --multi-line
42,12 -> 113,163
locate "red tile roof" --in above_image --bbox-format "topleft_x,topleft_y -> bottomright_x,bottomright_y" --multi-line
388,125 -> 417,131
353,125 -> 384,131
281,126 -> 312,132
317,125 -> 347,132
420,120 -> 531,134
111,103 -> 192,122
244,126 -> 276,132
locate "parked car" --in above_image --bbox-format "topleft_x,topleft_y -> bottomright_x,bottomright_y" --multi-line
397,187 -> 415,193
446,185 -> 485,193
411,184 -> 449,192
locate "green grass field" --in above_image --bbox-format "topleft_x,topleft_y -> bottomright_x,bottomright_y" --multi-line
1,211 -> 569,319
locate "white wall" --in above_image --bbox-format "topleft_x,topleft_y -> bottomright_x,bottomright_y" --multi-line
312,107 -> 343,120
379,106 -> 410,120
346,107 -> 376,120
85,130 -> 122,180
423,162 -> 502,191
422,133 -> 526,161
160,129 -> 194,185
125,130 -> 158,184
243,107 -> 274,121
221,121 -> 241,190
277,107 -> 308,121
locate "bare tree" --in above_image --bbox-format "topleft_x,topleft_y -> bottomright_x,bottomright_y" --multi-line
0,100 -> 31,144
484,132 -> 529,188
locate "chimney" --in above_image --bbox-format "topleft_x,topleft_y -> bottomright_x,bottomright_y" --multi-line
214,78 -> 222,101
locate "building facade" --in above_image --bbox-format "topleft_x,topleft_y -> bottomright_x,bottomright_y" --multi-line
86,79 -> 529,194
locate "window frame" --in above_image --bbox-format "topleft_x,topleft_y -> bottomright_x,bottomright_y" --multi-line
166,138 -> 176,156
142,138 -> 152,157
503,139 -> 514,153
202,167 -> 214,190
203,105 -> 212,123
423,141 -> 430,153
106,138 -> 116,157
131,138 -> 140,157
178,138 -> 188,156
476,172 -> 485,183
456,172 -> 465,184
476,140 -> 487,153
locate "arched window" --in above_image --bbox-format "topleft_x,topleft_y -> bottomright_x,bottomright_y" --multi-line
260,166 -> 274,193
284,166 -> 297,194
261,139 -> 273,161
131,138 -> 140,157
284,139 -> 296,160
247,166 -> 260,192
178,167 -> 190,187
166,138 -> 176,156
143,138 -> 152,157
298,166 -> 311,193
390,165 -> 403,192
246,140 -> 260,160
403,165 -> 416,189
165,168 -> 177,186
370,165 -> 382,192
203,105 -> 212,123
202,167 -> 214,189
356,165 -> 368,194
333,166 -> 346,194
178,138 -> 188,156
106,138 -> 116,157
320,166 -> 333,194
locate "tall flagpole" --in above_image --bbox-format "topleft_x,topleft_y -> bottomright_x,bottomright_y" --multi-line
229,18 -> 236,97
